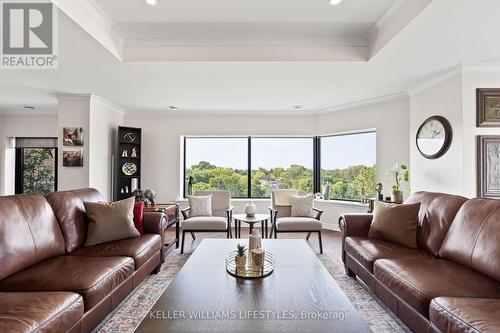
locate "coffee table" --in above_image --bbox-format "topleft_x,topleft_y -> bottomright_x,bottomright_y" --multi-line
233,213 -> 269,238
136,239 -> 370,333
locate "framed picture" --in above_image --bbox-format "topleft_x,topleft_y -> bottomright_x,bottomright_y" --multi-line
477,136 -> 500,198
63,127 -> 84,146
477,88 -> 500,127
63,149 -> 83,167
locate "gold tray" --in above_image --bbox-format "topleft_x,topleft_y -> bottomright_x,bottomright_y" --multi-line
225,250 -> 275,279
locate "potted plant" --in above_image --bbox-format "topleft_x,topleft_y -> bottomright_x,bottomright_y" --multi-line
386,163 -> 409,203
235,243 -> 247,270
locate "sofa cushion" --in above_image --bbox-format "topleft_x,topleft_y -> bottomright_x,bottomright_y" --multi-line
188,195 -> 212,217
0,195 -> 65,280
405,192 -> 467,256
290,194 -> 314,217
182,216 -> 227,230
0,292 -> 83,333
430,297 -> 500,333
0,256 -> 134,311
72,234 -> 162,269
374,258 -> 500,318
440,198 -> 500,281
369,201 -> 420,248
276,217 -> 322,231
83,197 -> 140,247
345,236 -> 433,273
46,188 -> 104,253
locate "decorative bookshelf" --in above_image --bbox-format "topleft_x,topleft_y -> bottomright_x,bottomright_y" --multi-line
115,126 -> 141,200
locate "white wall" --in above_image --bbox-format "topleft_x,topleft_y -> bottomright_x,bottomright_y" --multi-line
462,71 -> 500,197
410,72 -> 464,195
318,95 -> 411,198
0,114 -> 58,195
89,97 -> 124,200
409,68 -> 500,198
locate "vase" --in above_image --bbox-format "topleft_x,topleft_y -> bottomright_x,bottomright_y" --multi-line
251,248 -> 265,268
249,229 -> 262,252
235,255 -> 247,270
244,200 -> 257,217
322,183 -> 330,201
391,190 -> 403,204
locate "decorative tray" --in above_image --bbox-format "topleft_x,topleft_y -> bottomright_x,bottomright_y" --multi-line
225,250 -> 275,279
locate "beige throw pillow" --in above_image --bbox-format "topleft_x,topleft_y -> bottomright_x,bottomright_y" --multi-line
369,201 -> 421,248
84,197 -> 140,247
290,194 -> 315,217
188,195 -> 212,217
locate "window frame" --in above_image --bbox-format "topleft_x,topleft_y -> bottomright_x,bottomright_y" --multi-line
318,130 -> 377,203
183,131 -> 376,202
15,146 -> 58,195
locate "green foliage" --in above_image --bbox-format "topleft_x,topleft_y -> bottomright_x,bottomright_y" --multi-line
236,243 -> 246,257
187,160 -> 377,201
386,163 -> 410,192
22,148 -> 56,195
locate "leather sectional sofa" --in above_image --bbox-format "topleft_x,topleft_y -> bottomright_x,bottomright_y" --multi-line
0,188 -> 166,333
340,191 -> 500,333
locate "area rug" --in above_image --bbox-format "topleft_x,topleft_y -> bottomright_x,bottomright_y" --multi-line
94,249 -> 410,333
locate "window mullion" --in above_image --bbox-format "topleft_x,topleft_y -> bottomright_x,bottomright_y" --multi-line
248,136 -> 252,198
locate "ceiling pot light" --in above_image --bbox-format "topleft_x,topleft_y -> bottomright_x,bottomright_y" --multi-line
294,105 -> 303,109
169,105 -> 180,110
23,105 -> 35,110
330,0 -> 342,5
144,0 -> 157,6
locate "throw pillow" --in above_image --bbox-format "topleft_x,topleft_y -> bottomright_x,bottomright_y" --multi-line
133,201 -> 145,234
290,194 -> 315,217
368,201 -> 421,248
84,197 -> 140,246
188,195 -> 212,217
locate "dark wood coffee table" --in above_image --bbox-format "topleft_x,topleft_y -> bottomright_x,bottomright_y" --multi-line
136,239 -> 370,333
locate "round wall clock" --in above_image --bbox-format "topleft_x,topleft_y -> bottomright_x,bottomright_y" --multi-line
416,116 -> 452,159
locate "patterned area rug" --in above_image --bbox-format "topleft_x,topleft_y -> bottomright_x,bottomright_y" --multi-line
94,249 -> 410,333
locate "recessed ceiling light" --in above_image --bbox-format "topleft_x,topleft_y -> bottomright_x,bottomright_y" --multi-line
144,0 -> 157,6
294,105 -> 303,109
330,0 -> 342,5
23,105 -> 35,110
169,105 -> 180,110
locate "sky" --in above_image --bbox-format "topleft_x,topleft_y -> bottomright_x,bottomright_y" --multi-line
185,132 -> 376,170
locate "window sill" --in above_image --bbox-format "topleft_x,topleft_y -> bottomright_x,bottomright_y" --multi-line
314,199 -> 368,207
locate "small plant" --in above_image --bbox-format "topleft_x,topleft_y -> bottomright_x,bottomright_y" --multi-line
386,163 -> 409,192
236,243 -> 246,257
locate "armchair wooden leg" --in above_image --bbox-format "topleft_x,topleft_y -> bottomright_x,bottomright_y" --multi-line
306,232 -> 312,240
190,232 -> 196,240
181,230 -> 186,254
318,231 -> 323,254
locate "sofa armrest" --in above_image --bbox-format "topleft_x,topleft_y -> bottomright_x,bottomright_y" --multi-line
143,211 -> 166,237
338,213 -> 373,267
338,213 -> 373,238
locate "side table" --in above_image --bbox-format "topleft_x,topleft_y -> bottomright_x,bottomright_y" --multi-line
144,204 -> 180,252
233,213 -> 269,239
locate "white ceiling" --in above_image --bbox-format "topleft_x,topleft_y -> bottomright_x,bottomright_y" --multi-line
2,0 -> 500,114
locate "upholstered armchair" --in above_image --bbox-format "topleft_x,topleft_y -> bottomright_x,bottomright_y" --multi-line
269,189 -> 323,254
180,190 -> 233,253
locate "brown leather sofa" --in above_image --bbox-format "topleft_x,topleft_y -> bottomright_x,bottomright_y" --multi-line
0,188 -> 166,333
340,191 -> 500,333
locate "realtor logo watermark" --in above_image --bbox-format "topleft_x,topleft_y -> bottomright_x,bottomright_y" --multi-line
1,0 -> 58,69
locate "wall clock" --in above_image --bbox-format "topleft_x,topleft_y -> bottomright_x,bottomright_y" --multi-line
416,116 -> 452,159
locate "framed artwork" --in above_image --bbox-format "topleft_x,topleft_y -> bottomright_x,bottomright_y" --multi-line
63,127 -> 84,146
477,136 -> 500,198
63,149 -> 83,167
477,88 -> 500,127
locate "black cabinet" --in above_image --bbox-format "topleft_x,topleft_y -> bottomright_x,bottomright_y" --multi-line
115,126 -> 141,200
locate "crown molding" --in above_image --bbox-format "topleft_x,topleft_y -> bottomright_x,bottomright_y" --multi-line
51,0 -> 125,60
90,95 -> 126,114
406,64 -> 463,97
461,63 -> 500,74
315,92 -> 409,115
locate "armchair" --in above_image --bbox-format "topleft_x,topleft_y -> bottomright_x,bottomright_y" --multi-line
269,189 -> 324,254
180,191 -> 233,253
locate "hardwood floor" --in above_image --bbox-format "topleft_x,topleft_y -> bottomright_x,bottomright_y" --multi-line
165,227 -> 342,258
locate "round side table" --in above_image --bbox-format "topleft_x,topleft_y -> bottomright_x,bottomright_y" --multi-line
233,213 -> 269,238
